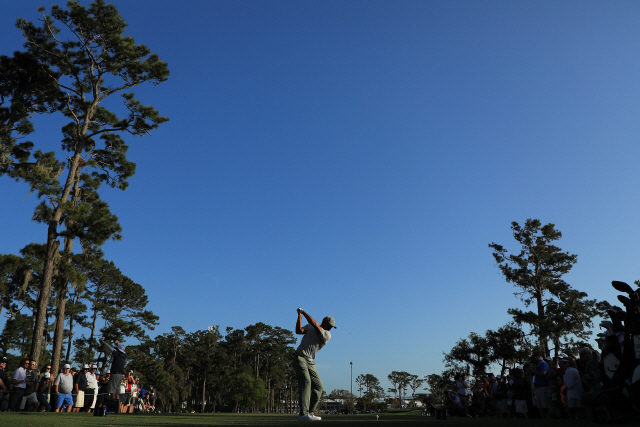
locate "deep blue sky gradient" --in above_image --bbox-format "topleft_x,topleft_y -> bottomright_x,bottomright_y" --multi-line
2,1 -> 640,392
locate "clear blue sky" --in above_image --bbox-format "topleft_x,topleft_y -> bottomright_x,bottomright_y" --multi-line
2,0 -> 640,394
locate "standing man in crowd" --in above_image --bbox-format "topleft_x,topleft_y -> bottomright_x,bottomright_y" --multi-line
119,374 -> 127,412
95,370 -> 110,409
132,376 -> 141,411
562,358 -> 584,419
100,338 -> 126,401
531,353 -> 551,418
9,358 -> 29,410
85,364 -> 98,411
138,382 -> 146,411
494,375 -> 509,416
21,360 -> 39,411
148,384 -> 156,412
455,373 -> 471,417
72,364 -> 89,412
53,364 -> 74,412
293,308 -> 336,421
0,356 -> 7,410
122,370 -> 134,412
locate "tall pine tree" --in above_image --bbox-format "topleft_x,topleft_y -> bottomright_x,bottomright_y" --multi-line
489,219 -> 607,355
0,1 -> 168,364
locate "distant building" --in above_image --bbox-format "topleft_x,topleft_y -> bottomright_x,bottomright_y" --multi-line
323,399 -> 344,412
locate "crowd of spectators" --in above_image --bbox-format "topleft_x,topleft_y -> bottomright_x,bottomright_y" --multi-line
442,348 -> 602,420
0,349 -> 157,414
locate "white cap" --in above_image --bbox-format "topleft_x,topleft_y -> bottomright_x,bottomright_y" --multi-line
63,364 -> 71,369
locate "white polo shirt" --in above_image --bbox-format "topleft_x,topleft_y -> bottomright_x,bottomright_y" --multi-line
86,372 -> 98,390
296,324 -> 331,361
13,367 -> 27,389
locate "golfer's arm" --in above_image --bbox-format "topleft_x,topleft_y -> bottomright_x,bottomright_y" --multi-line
301,311 -> 323,334
296,313 -> 304,334
103,341 -> 115,352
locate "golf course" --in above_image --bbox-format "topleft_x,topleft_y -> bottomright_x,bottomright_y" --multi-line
0,410 -> 601,427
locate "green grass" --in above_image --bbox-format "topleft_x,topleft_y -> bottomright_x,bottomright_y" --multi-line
1,411 -> 598,427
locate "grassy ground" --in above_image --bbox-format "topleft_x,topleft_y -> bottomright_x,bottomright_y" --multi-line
0,410 -> 600,427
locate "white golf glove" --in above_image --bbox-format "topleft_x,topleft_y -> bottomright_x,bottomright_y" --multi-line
297,307 -> 304,314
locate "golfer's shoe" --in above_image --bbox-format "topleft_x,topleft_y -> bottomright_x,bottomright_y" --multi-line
298,414 -> 320,421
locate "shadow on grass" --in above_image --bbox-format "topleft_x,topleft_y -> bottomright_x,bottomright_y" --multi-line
0,411 -> 600,427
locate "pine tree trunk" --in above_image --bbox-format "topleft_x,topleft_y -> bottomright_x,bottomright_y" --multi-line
44,308 -> 50,351
65,311 -> 75,361
201,374 -> 206,413
88,307 -> 98,356
29,152 -> 85,364
49,167 -> 82,372
29,236 -> 59,364
535,292 -> 547,353
51,282 -> 68,373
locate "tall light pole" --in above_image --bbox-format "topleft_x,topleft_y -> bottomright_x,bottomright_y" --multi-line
350,361 -> 353,396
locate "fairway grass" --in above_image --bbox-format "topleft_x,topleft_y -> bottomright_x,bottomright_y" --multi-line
1,412 -> 597,427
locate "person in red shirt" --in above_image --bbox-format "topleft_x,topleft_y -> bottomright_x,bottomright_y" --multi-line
124,371 -> 134,413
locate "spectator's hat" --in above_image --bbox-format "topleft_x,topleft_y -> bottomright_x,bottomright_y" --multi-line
63,363 -> 71,369
515,365 -> 523,370
44,372 -> 51,378
83,363 -> 90,369
105,369 -> 110,374
496,375 -> 501,379
0,356 -> 7,363
91,364 -> 97,369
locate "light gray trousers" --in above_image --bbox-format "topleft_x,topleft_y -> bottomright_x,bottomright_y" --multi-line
292,353 -> 323,416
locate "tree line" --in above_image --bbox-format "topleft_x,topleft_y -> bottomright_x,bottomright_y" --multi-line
121,323 -> 296,413
122,330 -> 429,413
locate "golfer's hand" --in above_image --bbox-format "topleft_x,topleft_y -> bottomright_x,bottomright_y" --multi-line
297,308 -> 304,314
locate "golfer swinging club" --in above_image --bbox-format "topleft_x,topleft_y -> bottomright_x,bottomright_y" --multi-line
293,308 -> 336,421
